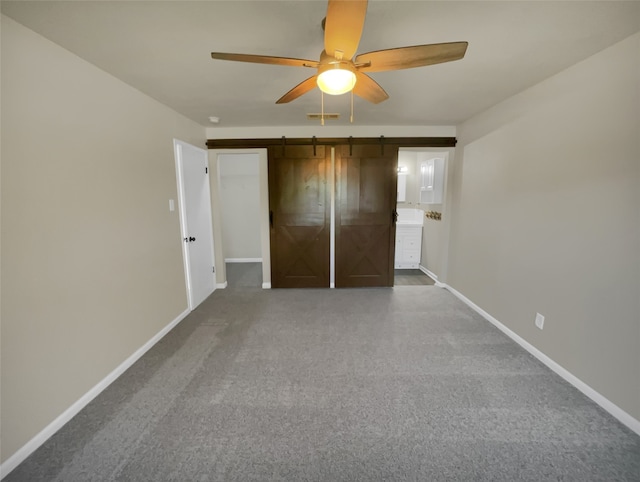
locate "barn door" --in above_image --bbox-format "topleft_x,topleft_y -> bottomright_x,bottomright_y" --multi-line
335,144 -> 398,287
268,145 -> 330,288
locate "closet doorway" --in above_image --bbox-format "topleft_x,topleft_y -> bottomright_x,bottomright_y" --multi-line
213,150 -> 271,289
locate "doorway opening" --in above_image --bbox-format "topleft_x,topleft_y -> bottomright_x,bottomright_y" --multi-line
394,148 -> 452,286
213,150 -> 271,289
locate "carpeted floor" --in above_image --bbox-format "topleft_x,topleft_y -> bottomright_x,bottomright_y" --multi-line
225,262 -> 263,291
394,269 -> 435,286
5,267 -> 639,481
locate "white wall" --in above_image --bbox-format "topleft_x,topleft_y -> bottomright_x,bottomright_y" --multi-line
448,33 -> 640,421
1,15 -> 205,467
218,153 -> 261,260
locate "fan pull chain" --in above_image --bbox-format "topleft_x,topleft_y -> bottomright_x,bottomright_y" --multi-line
350,90 -> 354,123
321,91 -> 325,126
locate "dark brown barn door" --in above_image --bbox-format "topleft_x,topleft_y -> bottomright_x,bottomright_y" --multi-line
268,145 -> 330,288
335,144 -> 398,287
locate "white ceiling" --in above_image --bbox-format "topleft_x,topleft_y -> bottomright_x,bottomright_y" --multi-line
3,1 -> 639,128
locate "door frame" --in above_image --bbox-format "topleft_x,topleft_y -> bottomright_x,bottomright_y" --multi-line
174,139 -> 216,309
210,148 -> 271,288
398,147 -> 454,283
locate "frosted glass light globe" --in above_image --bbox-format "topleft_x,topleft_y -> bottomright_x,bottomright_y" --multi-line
317,68 -> 357,95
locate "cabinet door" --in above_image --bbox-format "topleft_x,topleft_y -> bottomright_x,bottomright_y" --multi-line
268,146 -> 330,288
403,234 -> 421,253
336,144 -> 398,287
394,236 -> 404,264
420,159 -> 435,192
395,226 -> 422,269
420,157 -> 445,204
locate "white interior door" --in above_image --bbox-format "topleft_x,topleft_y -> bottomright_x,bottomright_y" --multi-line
174,139 -> 216,309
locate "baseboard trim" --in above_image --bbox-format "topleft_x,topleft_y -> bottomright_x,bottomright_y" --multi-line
442,283 -> 640,437
224,258 -> 262,263
0,308 -> 191,480
418,264 -> 436,279
262,282 -> 272,289
216,281 -> 228,289
418,265 -> 446,287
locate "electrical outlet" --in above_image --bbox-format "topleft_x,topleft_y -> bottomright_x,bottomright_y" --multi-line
535,313 -> 545,330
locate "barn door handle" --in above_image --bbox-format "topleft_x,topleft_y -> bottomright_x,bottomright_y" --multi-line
269,210 -> 274,228
392,210 -> 398,224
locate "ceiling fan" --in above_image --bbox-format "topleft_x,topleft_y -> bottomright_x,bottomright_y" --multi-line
211,0 -> 468,105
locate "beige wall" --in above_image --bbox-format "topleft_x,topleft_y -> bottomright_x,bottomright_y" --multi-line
447,33 -> 640,420
205,125 -> 456,139
1,15 -> 205,462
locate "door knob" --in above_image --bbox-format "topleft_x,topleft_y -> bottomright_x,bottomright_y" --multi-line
189,237 -> 196,242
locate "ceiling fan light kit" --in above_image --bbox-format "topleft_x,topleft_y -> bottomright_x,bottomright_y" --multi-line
210,0 -> 468,123
317,62 -> 357,95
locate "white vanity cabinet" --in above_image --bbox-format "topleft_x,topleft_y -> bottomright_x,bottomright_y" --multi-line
395,225 -> 423,269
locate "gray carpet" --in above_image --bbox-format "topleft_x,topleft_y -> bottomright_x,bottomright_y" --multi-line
225,262 -> 263,291
5,272 -> 639,481
394,269 -> 435,286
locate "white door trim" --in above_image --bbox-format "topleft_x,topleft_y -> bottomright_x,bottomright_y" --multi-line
210,148 -> 271,289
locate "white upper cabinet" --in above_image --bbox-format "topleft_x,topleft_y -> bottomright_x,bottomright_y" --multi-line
419,157 -> 445,204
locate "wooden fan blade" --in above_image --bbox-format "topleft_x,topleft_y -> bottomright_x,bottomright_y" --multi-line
324,0 -> 368,60
211,52 -> 318,68
355,42 -> 468,72
276,76 -> 318,104
353,72 -> 388,104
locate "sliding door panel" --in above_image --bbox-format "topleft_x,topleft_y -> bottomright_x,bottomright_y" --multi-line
268,146 -> 330,288
336,144 -> 398,287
